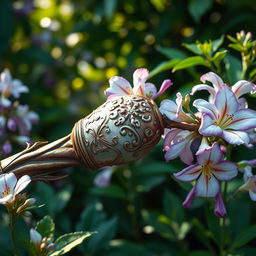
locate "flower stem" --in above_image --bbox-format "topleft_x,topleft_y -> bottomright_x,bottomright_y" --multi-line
220,181 -> 228,256
8,208 -> 19,256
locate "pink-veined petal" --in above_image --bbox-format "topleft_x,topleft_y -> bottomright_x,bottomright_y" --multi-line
133,68 -> 149,87
14,175 -> 31,195
193,99 -> 218,119
159,99 -> 178,121
153,79 -> 172,99
232,80 -> 256,98
0,173 -> 17,194
214,191 -> 227,218
200,72 -> 224,90
228,109 -> 256,130
214,86 -> 239,117
190,84 -> 216,96
164,131 -> 194,161
199,114 -> 223,136
195,173 -> 219,197
212,161 -> 238,181
0,194 -> 13,204
182,186 -> 196,208
197,142 -> 223,165
222,130 -> 250,145
143,82 -> 157,98
174,164 -> 201,182
105,76 -> 132,97
163,129 -> 181,149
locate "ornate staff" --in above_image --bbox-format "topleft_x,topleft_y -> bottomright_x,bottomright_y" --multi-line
0,68 -> 198,180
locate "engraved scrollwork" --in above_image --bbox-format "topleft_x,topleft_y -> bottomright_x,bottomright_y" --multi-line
71,95 -> 164,169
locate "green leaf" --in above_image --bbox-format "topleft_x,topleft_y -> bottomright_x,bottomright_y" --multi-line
85,217 -> 118,253
36,215 -> 55,239
212,35 -> 225,51
212,50 -> 227,67
188,0 -> 213,23
49,232 -> 93,256
90,184 -> 126,200
173,56 -> 208,72
149,59 -> 179,78
157,46 -> 187,59
230,225 -> 256,250
163,190 -> 185,224
182,43 -> 202,55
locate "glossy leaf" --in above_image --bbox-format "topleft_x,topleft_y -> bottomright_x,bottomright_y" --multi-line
173,56 -> 208,72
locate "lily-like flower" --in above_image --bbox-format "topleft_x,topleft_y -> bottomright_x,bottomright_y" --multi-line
0,69 -> 29,98
160,93 -> 202,164
191,72 -> 256,105
174,142 -> 237,202
194,85 -> 256,145
0,173 -> 31,204
239,166 -> 256,201
105,68 -> 172,99
163,128 -> 198,164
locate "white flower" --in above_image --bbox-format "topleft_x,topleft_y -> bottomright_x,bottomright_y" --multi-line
0,173 -> 31,204
0,69 -> 29,98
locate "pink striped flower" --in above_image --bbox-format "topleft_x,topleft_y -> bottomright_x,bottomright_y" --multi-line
105,68 -> 172,99
174,143 -> 237,215
194,85 -> 256,145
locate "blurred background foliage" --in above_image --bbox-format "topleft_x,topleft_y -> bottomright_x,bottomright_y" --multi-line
1,0 -> 256,255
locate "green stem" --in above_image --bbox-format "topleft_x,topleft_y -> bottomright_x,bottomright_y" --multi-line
8,208 -> 19,256
220,181 -> 228,256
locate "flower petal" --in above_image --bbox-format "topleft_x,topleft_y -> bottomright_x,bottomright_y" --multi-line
153,79 -> 172,99
212,161 -> 238,181
143,82 -> 157,98
193,99 -> 218,119
222,130 -> 250,145
214,191 -> 227,218
232,80 -> 256,98
228,109 -> 256,130
200,72 -> 223,90
182,186 -> 196,208
14,175 -> 31,195
105,76 -> 132,97
190,84 -> 216,96
159,99 -> 178,121
0,194 -> 13,204
179,141 -> 194,165
197,142 -> 223,165
30,228 -> 42,244
174,164 -> 201,182
195,173 -> 219,197
133,68 -> 149,87
199,114 -> 223,136
0,173 -> 17,194
176,93 -> 195,123
163,128 -> 181,149
214,85 -> 239,117
164,131 -> 194,161
249,190 -> 256,201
